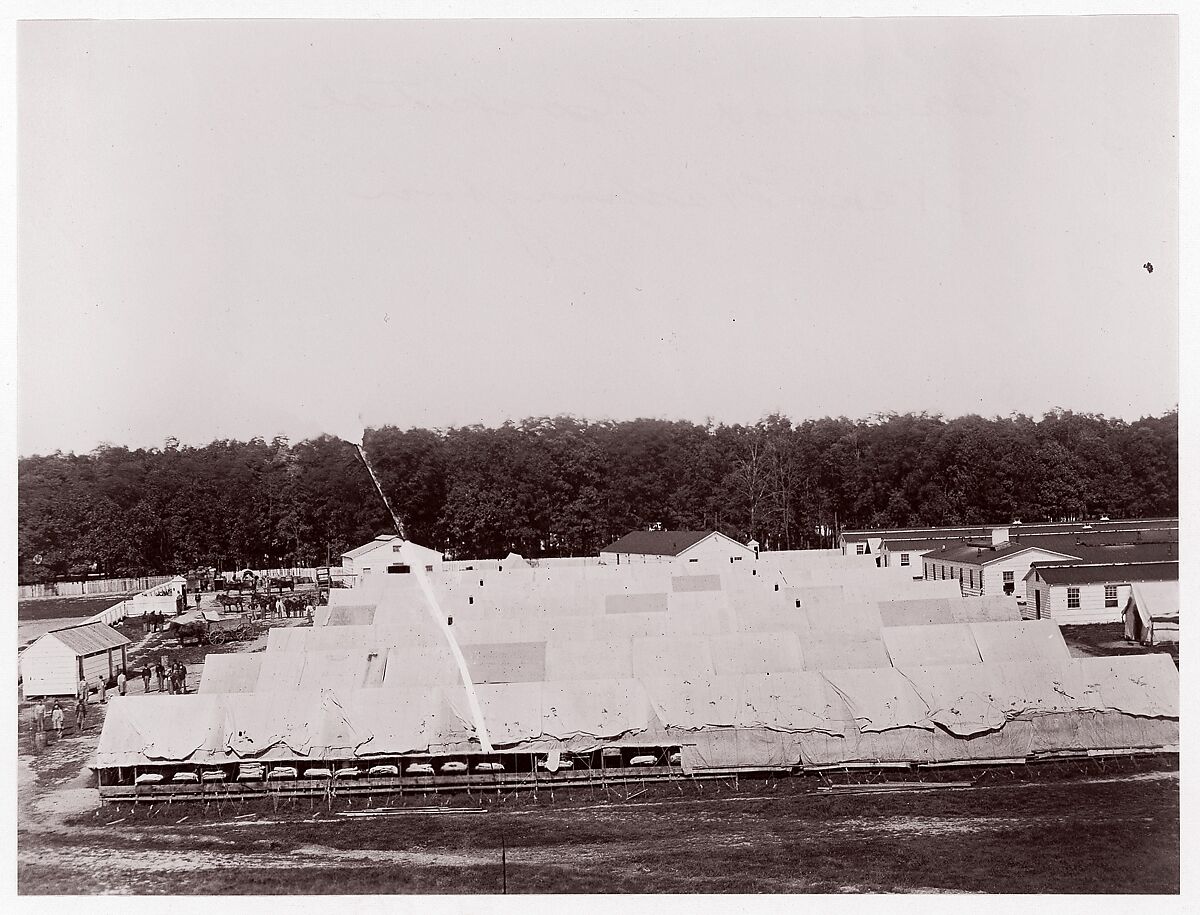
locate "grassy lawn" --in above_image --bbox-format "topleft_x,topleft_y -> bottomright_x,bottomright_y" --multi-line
1060,623 -> 1179,668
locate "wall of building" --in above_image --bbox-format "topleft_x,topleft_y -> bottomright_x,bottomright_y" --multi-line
880,549 -> 930,574
923,548 -> 1079,598
600,551 -> 675,565
679,535 -> 756,564
19,641 -> 123,698
1026,578 -> 1133,624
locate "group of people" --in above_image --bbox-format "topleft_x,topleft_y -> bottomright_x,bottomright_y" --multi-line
144,657 -> 189,694
31,697 -> 87,737
31,656 -> 192,740
140,611 -> 171,633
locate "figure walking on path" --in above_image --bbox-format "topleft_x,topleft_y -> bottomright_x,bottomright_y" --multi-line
117,669 -> 127,696
50,702 -> 64,737
142,665 -> 152,692
75,697 -> 86,733
155,662 -> 166,692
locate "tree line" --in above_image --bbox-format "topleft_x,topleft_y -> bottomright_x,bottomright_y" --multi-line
17,410 -> 1178,583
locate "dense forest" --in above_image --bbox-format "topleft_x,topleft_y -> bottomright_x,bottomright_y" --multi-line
17,410 -> 1178,583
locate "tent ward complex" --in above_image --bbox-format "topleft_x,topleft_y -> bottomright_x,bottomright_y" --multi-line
93,541 -> 1179,801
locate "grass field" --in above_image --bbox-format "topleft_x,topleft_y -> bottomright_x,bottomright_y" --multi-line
18,763 -> 1179,894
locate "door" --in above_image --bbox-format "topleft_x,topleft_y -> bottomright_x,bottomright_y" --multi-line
1034,589 -> 1041,619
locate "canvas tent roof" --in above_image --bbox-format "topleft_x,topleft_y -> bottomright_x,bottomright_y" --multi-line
94,542 -> 1181,773
1126,581 -> 1179,624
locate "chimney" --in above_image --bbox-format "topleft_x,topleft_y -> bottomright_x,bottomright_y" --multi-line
991,527 -> 1009,547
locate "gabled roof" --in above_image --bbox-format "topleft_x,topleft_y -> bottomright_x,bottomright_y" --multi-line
342,535 -> 400,560
936,541 -> 1082,565
47,622 -> 131,655
601,530 -> 716,557
1028,560 -> 1179,587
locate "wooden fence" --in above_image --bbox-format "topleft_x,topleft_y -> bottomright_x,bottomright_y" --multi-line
18,576 -> 173,601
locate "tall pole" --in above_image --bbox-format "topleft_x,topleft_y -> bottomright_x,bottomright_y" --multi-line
353,441 -> 407,540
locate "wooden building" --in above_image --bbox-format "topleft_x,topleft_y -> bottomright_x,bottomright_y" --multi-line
20,622 -> 132,699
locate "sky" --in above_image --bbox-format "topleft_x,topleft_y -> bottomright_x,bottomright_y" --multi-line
17,15 -> 1179,456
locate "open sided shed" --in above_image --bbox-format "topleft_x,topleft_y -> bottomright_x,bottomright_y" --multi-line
20,622 -> 131,698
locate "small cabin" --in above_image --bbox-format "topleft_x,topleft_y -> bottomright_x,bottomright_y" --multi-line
20,622 -> 132,699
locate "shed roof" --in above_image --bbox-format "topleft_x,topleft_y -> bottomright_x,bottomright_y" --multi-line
46,622 -> 131,655
1029,560 -> 1179,586
601,530 -> 715,557
841,517 -> 1178,544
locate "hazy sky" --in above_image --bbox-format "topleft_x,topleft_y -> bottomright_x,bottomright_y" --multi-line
18,16 -> 1178,456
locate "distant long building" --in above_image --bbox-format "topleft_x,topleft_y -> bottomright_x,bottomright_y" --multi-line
839,518 -> 1178,622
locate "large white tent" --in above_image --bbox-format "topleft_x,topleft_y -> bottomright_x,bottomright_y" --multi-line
100,544 -> 1179,780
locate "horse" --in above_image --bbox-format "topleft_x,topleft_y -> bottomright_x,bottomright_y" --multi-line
167,619 -> 207,647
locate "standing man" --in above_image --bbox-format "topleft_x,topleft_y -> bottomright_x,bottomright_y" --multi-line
50,702 -> 64,737
116,668 -> 127,697
75,696 -> 87,734
176,662 -> 188,695
77,675 -> 89,704
155,661 -> 166,693
33,700 -> 46,734
141,665 -> 152,693
96,674 -> 107,704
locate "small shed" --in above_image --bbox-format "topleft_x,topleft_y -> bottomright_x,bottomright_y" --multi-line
1124,581 -> 1179,645
19,622 -> 132,698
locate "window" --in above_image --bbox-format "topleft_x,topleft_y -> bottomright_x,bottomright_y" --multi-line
1003,569 -> 1015,595
968,569 -> 975,589
689,558 -> 699,563
1104,585 -> 1119,608
393,545 -> 402,553
361,567 -> 371,574
900,553 -> 910,567
1067,587 -> 1080,609
1003,571 -> 1014,583
855,544 -> 866,555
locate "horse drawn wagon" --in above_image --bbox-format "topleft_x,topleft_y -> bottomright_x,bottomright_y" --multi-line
167,611 -> 260,647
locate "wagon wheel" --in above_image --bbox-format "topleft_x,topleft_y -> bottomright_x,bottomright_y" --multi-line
208,627 -> 227,645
